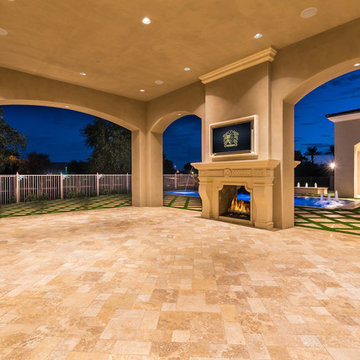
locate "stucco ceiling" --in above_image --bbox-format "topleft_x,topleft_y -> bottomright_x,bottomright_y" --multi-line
0,0 -> 359,101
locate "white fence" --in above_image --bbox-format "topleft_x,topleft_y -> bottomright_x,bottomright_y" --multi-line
0,173 -> 131,204
163,173 -> 198,191
0,173 -> 197,204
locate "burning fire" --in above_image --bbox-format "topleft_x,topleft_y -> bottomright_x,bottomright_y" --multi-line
228,195 -> 250,216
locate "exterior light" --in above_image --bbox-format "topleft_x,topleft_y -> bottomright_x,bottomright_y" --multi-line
80,72 -> 86,76
0,28 -> 8,36
142,17 -> 151,24
254,33 -> 263,39
329,162 -> 335,170
184,67 -> 191,71
139,89 -> 145,92
300,7 -> 318,18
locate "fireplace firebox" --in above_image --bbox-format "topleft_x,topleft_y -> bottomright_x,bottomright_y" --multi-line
219,185 -> 251,222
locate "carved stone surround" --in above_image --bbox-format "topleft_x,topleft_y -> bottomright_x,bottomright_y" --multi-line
192,160 -> 280,229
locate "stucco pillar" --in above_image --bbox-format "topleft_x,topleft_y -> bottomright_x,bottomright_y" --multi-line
146,131 -> 163,206
279,102 -> 294,228
131,130 -> 147,206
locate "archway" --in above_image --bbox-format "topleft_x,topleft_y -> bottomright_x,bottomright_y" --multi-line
280,58 -> 360,228
0,100 -> 142,205
147,109 -> 204,207
162,114 -> 202,209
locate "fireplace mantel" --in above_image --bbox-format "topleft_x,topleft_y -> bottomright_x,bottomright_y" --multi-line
192,160 -> 280,229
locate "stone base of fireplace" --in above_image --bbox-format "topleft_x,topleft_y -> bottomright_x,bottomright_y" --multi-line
192,160 -> 279,229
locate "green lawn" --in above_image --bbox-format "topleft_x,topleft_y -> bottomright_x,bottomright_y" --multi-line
0,194 -> 131,218
295,206 -> 360,236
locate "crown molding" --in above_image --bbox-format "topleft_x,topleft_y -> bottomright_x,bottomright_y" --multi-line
199,47 -> 277,84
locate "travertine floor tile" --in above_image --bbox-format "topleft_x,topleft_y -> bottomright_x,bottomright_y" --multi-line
1,206 -> 360,359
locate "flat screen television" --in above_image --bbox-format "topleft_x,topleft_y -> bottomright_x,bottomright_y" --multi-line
210,115 -> 257,158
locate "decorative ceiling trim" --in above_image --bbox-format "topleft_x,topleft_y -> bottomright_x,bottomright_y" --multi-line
199,47 -> 277,84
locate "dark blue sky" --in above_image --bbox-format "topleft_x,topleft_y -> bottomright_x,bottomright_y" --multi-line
1,68 -> 359,169
163,115 -> 202,169
2,105 -> 94,162
295,68 -> 360,163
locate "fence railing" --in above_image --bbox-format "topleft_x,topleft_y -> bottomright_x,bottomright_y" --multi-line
0,173 -> 131,204
0,173 -> 197,205
163,173 -> 198,191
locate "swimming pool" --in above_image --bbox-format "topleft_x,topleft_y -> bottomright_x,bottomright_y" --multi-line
165,190 -> 200,197
165,191 -> 354,209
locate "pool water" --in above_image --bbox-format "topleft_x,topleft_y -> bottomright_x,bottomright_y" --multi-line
165,191 -> 353,209
294,196 -> 353,208
165,190 -> 200,197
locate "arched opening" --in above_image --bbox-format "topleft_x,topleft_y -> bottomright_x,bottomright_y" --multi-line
162,114 -> 202,211
0,102 -> 135,207
147,106 -> 204,208
283,64 -> 360,232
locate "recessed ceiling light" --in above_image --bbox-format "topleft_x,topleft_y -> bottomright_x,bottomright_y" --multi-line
178,113 -> 182,116
80,72 -> 86,76
139,89 -> 145,92
64,105 -> 69,108
155,80 -> 164,85
254,33 -> 263,39
142,17 -> 151,25
354,63 -> 360,67
184,67 -> 191,71
300,7 -> 318,18
0,28 -> 8,36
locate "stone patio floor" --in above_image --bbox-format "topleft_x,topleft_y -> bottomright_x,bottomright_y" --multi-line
1,206 -> 360,359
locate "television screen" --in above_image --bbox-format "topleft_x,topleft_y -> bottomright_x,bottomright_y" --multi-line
212,121 -> 252,154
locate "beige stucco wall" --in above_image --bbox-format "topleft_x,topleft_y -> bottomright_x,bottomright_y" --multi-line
334,119 -> 360,197
204,62 -> 270,163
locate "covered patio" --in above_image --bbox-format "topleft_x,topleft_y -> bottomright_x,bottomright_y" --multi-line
1,207 -> 360,359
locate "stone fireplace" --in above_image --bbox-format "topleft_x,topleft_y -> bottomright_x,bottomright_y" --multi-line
192,160 -> 279,229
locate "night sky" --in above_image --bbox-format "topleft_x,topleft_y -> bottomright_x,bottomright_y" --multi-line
163,115 -> 202,169
295,68 -> 360,163
1,68 -> 360,170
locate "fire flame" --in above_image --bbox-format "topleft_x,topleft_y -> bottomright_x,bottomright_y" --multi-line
228,196 -> 250,215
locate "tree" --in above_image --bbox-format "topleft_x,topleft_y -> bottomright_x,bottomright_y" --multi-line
294,150 -> 307,162
22,152 -> 51,174
183,162 -> 193,174
183,162 -> 198,174
0,107 -> 27,173
304,146 -> 321,164
68,160 -> 90,174
83,118 -> 131,173
326,145 -> 334,156
163,153 -> 175,174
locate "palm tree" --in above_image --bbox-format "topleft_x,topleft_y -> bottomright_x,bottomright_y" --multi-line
294,150 -> 306,162
326,145 -> 334,156
305,146 -> 321,164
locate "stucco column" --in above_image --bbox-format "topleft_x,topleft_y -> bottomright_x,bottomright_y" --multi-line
131,130 -> 147,206
281,101 -> 295,228
145,131 -> 163,206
